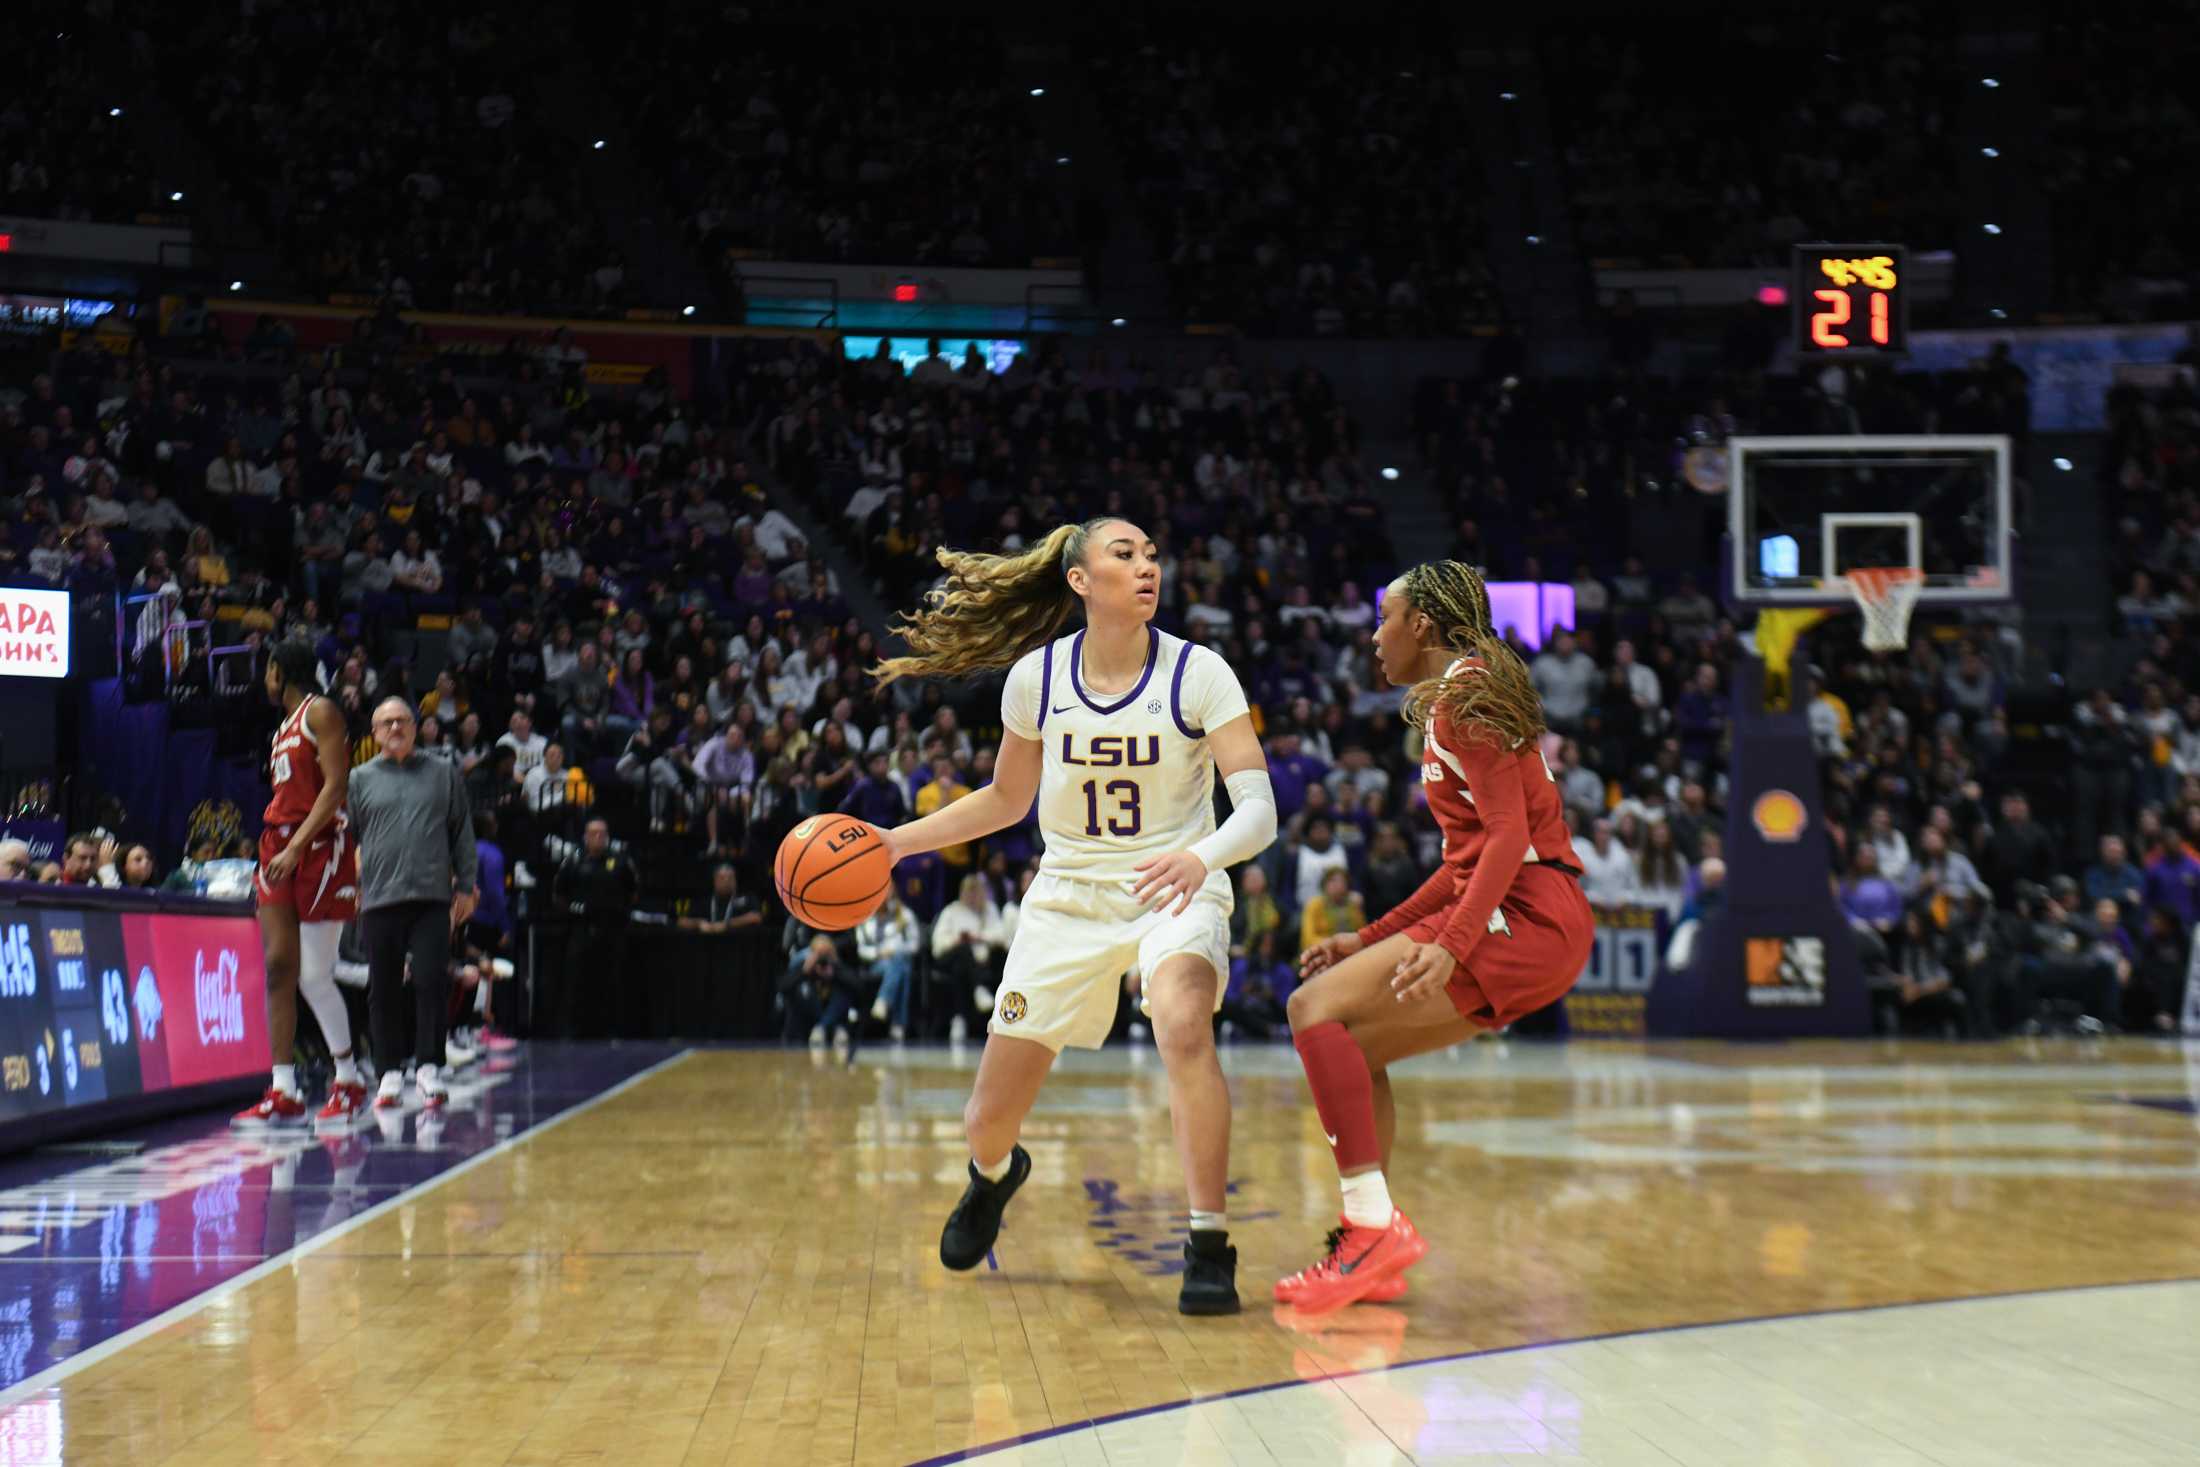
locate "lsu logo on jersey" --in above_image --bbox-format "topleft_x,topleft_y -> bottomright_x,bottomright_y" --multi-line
997,991 -> 1028,1024
1061,734 -> 1160,767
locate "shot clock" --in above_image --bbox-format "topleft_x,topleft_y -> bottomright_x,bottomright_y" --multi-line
1792,243 -> 1908,356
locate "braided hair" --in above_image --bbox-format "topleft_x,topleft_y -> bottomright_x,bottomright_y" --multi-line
1395,561 -> 1547,749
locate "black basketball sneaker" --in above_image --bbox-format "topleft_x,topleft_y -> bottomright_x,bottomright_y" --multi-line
940,1144 -> 1032,1271
1178,1230 -> 1240,1315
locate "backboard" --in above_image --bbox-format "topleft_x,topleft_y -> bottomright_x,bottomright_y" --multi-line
1727,435 -> 2012,607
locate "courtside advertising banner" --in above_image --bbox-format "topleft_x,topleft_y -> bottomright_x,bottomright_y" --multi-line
0,587 -> 69,679
0,903 -> 265,1123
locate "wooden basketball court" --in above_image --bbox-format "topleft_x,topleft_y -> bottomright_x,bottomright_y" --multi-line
8,1038 -> 2199,1465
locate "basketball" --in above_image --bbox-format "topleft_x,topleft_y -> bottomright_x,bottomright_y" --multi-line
774,815 -> 892,930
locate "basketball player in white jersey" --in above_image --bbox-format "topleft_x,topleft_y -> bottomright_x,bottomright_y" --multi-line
873,517 -> 1276,1314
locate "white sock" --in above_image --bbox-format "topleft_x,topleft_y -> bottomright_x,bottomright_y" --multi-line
333,1054 -> 361,1085
417,1063 -> 440,1089
1189,1210 -> 1227,1235
973,1152 -> 1012,1183
1340,1170 -> 1394,1229
271,1064 -> 298,1097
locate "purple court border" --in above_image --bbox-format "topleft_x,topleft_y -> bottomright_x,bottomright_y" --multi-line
905,1272 -> 2200,1465
0,1041 -> 690,1410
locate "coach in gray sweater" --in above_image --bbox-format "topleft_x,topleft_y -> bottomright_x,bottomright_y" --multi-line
351,696 -> 479,1108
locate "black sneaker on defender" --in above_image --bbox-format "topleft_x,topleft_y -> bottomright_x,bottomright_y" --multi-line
940,1144 -> 1031,1271
1178,1231 -> 1240,1315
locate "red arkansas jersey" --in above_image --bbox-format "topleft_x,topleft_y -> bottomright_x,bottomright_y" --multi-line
1417,714 -> 1579,882
265,694 -> 334,827
1360,662 -> 1582,960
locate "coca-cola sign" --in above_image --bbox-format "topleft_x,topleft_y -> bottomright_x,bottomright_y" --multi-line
194,948 -> 245,1047
119,915 -> 267,1089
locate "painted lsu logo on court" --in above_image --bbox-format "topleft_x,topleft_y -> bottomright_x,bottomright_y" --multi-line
1751,789 -> 1808,843
997,991 -> 1027,1025
195,948 -> 246,1045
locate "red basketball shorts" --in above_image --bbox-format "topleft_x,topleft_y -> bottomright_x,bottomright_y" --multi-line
255,820 -> 359,923
1405,864 -> 1595,1030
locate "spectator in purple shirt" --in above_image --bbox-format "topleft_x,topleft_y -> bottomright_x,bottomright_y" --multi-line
2141,833 -> 2200,929
1840,844 -> 1905,932
1264,726 -> 1330,823
841,749 -> 909,829
1672,663 -> 1726,774
731,552 -> 774,611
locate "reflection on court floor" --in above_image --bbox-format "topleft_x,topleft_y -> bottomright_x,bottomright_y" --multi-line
0,1038 -> 2191,1465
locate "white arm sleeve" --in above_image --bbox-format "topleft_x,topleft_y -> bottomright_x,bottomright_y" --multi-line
1189,768 -> 1276,872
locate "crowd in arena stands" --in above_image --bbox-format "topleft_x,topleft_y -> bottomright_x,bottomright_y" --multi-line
2041,3 -> 2200,318
1095,36 -> 1500,336
0,830 -> 177,890
6,310 -> 2193,1043
1545,9 -> 1963,267
1,25 -> 163,226
152,1 -> 624,314
609,13 -> 1076,272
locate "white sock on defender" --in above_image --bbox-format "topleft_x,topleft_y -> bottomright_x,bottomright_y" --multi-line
1341,1170 -> 1394,1229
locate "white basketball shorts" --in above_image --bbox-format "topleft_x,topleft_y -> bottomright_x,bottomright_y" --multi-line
990,871 -> 1232,1052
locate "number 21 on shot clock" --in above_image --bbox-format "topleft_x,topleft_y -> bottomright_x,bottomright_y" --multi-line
1792,243 -> 1908,356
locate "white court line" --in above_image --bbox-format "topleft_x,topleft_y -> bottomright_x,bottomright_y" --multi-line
0,1047 -> 695,1410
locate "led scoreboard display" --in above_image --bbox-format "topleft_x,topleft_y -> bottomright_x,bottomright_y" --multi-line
1792,244 -> 1909,356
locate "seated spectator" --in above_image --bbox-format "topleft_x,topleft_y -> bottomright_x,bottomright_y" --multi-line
1880,909 -> 1964,1037
1230,864 -> 1283,957
930,874 -> 1007,1041
1287,815 -> 1351,917
1904,826 -> 1990,912
1222,930 -> 1293,1040
1531,631 -> 1598,733
683,863 -> 763,935
0,840 -> 29,881
2084,835 -> 2146,916
113,844 -> 158,891
1579,818 -> 1638,907
1840,844 -> 1904,934
1360,824 -> 1420,919
1297,867 -> 1366,954
58,833 -> 100,886
856,888 -> 921,1039
1860,806 -> 1912,886
1632,819 -> 1689,921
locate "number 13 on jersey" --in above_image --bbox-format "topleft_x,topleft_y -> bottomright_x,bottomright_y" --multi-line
1080,779 -> 1142,837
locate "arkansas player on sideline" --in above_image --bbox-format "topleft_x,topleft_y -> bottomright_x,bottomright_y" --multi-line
1278,561 -> 1594,1314
235,639 -> 369,1129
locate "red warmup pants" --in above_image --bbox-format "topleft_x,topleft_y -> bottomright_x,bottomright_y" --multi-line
1405,864 -> 1595,1029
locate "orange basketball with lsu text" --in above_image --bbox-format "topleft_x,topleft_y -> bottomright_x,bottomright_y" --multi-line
774,815 -> 892,930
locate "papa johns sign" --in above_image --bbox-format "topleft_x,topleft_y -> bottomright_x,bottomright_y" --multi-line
0,590 -> 68,679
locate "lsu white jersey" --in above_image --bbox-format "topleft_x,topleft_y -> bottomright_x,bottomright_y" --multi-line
1001,627 -> 1251,882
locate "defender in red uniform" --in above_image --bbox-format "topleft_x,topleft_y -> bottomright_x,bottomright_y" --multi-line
236,641 -> 369,1130
1278,562 -> 1595,1314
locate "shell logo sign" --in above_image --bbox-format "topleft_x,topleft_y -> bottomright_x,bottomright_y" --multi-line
1751,790 -> 1808,843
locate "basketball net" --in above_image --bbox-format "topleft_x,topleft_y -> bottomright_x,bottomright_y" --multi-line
1844,567 -> 1925,653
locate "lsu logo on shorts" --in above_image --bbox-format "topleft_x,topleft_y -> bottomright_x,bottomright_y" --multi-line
997,991 -> 1028,1024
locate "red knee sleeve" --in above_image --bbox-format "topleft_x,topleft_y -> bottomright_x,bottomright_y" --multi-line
1293,1020 -> 1381,1172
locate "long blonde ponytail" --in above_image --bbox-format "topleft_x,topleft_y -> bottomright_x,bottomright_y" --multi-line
870,517 -> 1114,687
1396,561 -> 1548,748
